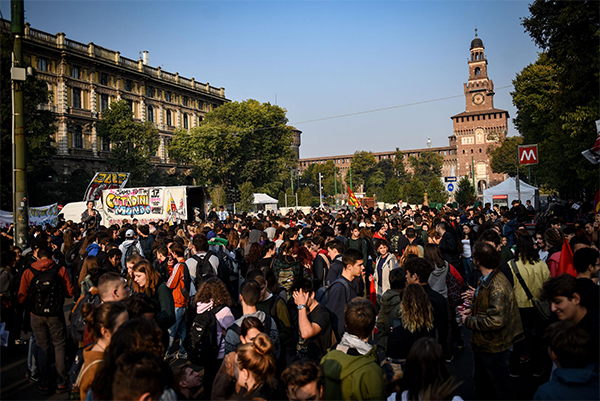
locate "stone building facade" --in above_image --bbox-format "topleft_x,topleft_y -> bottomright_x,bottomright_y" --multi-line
2,20 -> 229,182
298,34 -> 507,194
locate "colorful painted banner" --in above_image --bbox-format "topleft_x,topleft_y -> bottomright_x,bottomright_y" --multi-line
101,186 -> 187,226
84,172 -> 130,201
0,203 -> 59,229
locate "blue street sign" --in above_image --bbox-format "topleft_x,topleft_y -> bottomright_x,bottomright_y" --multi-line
445,177 -> 457,182
447,183 -> 454,192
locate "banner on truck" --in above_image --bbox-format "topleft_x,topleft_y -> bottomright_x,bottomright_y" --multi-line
101,186 -> 187,226
84,172 -> 130,201
0,203 -> 59,229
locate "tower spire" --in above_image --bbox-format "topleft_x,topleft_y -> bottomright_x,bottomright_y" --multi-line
475,27 -> 478,37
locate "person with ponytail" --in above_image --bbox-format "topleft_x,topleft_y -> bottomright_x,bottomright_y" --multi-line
78,301 -> 128,399
233,332 -> 277,400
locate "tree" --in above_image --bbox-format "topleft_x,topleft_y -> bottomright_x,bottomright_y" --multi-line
168,99 -> 295,197
409,151 -> 443,183
346,151 -> 376,188
455,176 -> 476,206
238,181 -> 254,212
427,178 -> 448,204
403,178 -> 426,205
210,186 -> 226,208
393,148 -> 409,182
489,136 -> 524,178
381,177 -> 401,204
1,32 -> 57,208
96,100 -> 159,186
298,186 -> 312,206
512,1 -> 599,196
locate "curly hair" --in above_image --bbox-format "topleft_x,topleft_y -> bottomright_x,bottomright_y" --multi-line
194,276 -> 233,307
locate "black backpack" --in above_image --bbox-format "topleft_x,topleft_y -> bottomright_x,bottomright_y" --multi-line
65,242 -> 83,267
124,240 -> 141,262
184,305 -> 225,366
192,250 -> 231,289
29,263 -> 64,316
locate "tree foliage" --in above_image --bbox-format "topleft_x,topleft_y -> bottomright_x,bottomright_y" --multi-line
298,186 -> 312,207
427,178 -> 448,204
168,100 -> 295,198
346,151 -> 376,188
210,186 -> 226,208
409,151 -> 443,184
96,100 -> 159,187
512,0 -> 599,196
403,178 -> 426,205
393,148 -> 409,182
381,177 -> 402,204
455,176 -> 476,206
489,136 -> 524,177
238,181 -> 255,213
1,32 -> 57,208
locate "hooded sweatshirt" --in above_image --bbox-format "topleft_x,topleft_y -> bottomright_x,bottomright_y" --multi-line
18,258 -> 74,310
321,342 -> 386,400
534,364 -> 599,400
223,310 -> 280,358
428,260 -> 448,299
375,289 -> 402,349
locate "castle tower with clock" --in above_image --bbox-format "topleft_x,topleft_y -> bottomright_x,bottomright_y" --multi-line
450,32 -> 508,192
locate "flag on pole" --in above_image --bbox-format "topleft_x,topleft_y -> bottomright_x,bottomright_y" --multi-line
348,186 -> 360,207
594,189 -> 600,215
557,239 -> 576,277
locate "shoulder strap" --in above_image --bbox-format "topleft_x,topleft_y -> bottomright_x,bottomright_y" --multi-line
75,358 -> 104,387
509,259 -> 535,300
330,278 -> 351,302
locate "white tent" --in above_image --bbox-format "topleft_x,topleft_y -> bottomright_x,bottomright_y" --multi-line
483,177 -> 540,209
253,193 -> 278,212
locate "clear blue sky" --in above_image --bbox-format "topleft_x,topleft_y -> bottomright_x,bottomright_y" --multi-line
1,0 -> 540,158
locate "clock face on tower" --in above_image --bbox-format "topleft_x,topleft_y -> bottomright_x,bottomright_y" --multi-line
472,93 -> 485,105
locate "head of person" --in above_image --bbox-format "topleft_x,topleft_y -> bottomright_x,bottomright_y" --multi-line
401,284 -> 434,333
87,200 -> 94,210
535,232 -> 547,250
125,292 -> 159,320
235,333 -> 276,391
344,298 -> 376,340
240,316 -> 265,344
132,260 -> 162,296
112,352 -> 173,401
563,226 -> 577,242
544,228 -> 564,249
192,234 -> 209,253
376,239 -> 389,256
195,276 -> 233,307
514,233 -> 540,265
389,267 -> 407,291
472,241 -> 501,273
573,247 -> 599,279
125,229 -> 136,240
404,257 -> 434,285
584,221 -> 595,235
106,248 -> 123,269
261,240 -> 276,258
350,224 -> 361,239
282,360 -> 324,401
126,253 -> 144,278
423,244 -> 444,269
239,280 -> 261,308
435,221 -> 448,236
82,301 -> 128,344
341,248 -> 364,278
326,240 -> 344,260
138,225 -> 149,238
541,274 -> 586,321
172,365 -> 201,397
543,320 -> 590,369
291,277 -> 316,305
401,337 -> 454,401
169,242 -> 185,259
98,272 -> 130,302
279,240 -> 295,256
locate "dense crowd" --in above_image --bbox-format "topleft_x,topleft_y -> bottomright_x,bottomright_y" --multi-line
0,198 -> 598,401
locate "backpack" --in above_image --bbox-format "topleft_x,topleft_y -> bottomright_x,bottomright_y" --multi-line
184,305 -> 225,366
229,314 -> 273,341
68,347 -> 103,400
70,292 -> 101,343
28,263 -> 64,316
192,250 -> 231,290
124,240 -> 141,262
315,277 -> 352,307
65,242 -> 83,267
213,247 -> 233,285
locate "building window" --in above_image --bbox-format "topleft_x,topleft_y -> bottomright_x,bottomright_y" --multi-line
37,57 -> 48,72
72,88 -> 82,108
146,86 -> 154,98
183,113 -> 189,129
147,105 -> 154,123
475,67 -> 481,76
166,92 -> 172,102
71,65 -> 81,79
124,79 -> 133,92
166,110 -> 172,126
102,138 -> 110,152
100,94 -> 109,113
125,99 -> 133,111
463,150 -> 465,154
198,116 -> 203,124
479,148 -> 482,153
182,96 -> 189,106
100,73 -> 108,86
73,125 -> 83,148
471,149 -> 474,154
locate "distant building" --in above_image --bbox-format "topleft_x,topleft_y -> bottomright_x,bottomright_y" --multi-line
2,20 -> 229,182
298,33 -> 507,194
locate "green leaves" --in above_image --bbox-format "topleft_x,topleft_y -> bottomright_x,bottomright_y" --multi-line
455,176 -> 476,206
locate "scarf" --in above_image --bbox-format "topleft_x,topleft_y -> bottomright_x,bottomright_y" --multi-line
338,333 -> 373,355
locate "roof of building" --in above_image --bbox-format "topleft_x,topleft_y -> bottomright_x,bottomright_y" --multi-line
451,108 -> 509,119
471,37 -> 484,49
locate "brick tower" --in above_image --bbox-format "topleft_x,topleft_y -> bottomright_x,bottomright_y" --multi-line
450,31 -> 508,192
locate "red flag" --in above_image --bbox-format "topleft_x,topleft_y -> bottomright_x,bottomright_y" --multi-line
557,239 -> 576,277
348,186 -> 360,207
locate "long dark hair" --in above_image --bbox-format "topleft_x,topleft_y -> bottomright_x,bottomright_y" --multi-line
514,233 -> 540,265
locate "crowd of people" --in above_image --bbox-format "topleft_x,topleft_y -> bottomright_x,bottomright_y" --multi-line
0,197 -> 598,401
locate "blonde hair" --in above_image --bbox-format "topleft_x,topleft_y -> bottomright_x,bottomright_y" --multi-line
400,244 -> 420,266
400,284 -> 434,333
236,333 -> 276,390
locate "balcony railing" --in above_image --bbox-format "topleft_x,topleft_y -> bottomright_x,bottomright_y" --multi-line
68,107 -> 92,118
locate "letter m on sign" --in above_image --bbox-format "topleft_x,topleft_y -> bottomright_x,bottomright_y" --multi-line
519,144 -> 538,166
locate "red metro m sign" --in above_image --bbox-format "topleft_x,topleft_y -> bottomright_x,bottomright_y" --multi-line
518,144 -> 539,166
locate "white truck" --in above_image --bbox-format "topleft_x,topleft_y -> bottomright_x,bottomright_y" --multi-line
60,186 -> 209,225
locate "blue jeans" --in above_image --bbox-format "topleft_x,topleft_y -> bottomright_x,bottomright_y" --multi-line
30,314 -> 67,387
168,306 -> 186,353
462,257 -> 473,286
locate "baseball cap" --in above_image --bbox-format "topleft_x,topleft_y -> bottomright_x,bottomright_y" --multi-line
125,229 -> 135,238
